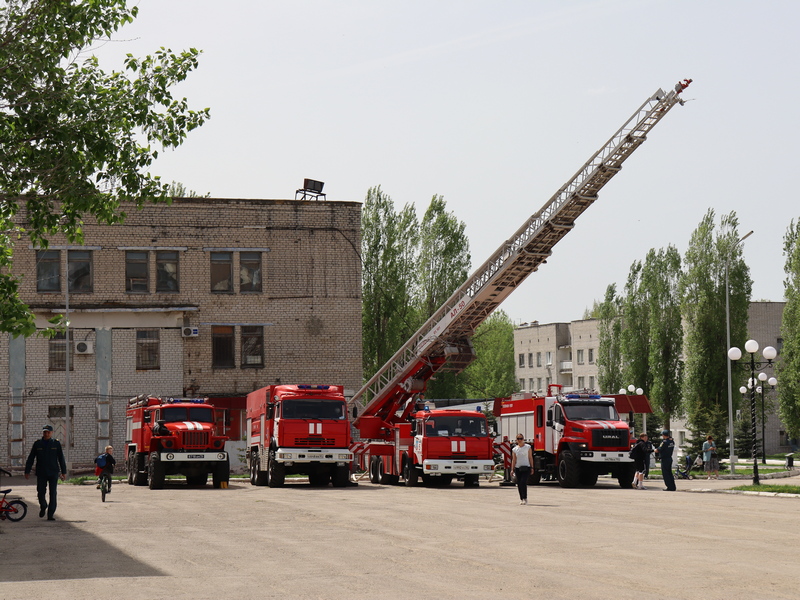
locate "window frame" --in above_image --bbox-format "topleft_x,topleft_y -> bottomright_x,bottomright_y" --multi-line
49,331 -> 74,371
125,250 -> 150,293
239,251 -> 262,293
210,252 -> 233,293
212,325 -> 236,368
241,326 -> 264,368
136,329 -> 160,370
156,250 -> 180,293
36,250 -> 61,292
68,250 -> 93,293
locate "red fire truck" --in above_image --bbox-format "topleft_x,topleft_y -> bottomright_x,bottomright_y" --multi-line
349,80 -> 691,489
499,387 -> 639,488
246,384 -> 353,487
362,404 -> 495,487
126,395 -> 230,489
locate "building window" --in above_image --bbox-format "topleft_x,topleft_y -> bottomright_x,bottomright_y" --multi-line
212,326 -> 235,368
527,353 -> 533,368
528,378 -> 534,392
536,352 -> 542,367
241,326 -> 264,367
240,252 -> 262,293
68,250 -> 92,292
577,376 -> 585,389
36,250 -> 61,292
518,353 -> 525,368
156,251 -> 179,292
126,251 -> 149,293
576,349 -> 584,365
589,376 -> 595,390
519,378 -> 525,390
49,332 -> 73,371
210,252 -> 233,292
537,378 -> 542,392
136,329 -> 160,370
588,348 -> 595,364
545,351 -> 552,366
545,376 -> 551,388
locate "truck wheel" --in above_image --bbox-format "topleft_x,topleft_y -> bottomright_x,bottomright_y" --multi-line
556,451 -> 580,488
332,464 -> 350,487
249,451 -> 258,485
616,464 -> 636,489
148,451 -> 165,490
267,451 -> 285,487
579,467 -> 598,487
130,452 -> 147,486
368,456 -> 380,484
213,458 -> 230,489
253,452 -> 269,487
127,453 -> 135,485
403,455 -> 419,487
377,458 -> 398,485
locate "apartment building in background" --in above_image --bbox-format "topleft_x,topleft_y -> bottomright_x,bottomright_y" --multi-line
0,197 -> 362,468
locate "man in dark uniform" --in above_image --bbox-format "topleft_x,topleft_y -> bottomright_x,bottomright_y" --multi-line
655,429 -> 676,491
24,425 -> 67,520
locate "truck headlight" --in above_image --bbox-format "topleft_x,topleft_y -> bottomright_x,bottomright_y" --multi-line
338,454 -> 351,460
484,464 -> 494,471
425,464 -> 438,471
279,453 -> 292,460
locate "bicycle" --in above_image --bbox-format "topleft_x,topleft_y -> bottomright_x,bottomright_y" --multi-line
0,488 -> 28,521
99,472 -> 112,502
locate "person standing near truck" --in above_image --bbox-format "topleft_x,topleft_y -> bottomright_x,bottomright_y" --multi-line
24,425 -> 67,520
655,429 -> 676,491
510,434 -> 533,505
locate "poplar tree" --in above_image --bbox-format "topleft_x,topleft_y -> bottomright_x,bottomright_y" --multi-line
620,260 -> 652,395
1,0 -> 209,335
461,310 -> 517,399
597,284 -> 623,394
777,219 -> 800,439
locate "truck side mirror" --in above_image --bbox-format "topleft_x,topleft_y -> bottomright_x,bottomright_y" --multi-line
351,405 -> 358,419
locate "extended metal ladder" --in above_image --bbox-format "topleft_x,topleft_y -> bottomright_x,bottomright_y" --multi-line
352,80 -> 692,423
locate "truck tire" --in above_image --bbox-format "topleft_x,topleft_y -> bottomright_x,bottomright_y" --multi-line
249,450 -> 257,485
377,457 -> 398,485
127,452 -> 135,485
332,464 -> 350,487
148,451 -> 165,490
403,455 -> 419,487
616,464 -> 636,488
267,451 -> 285,487
130,452 -> 147,486
369,456 -> 380,484
579,467 -> 598,487
213,457 -> 230,489
556,450 -> 580,488
253,452 -> 269,487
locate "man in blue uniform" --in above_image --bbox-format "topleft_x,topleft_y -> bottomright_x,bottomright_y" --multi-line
24,425 -> 67,520
656,429 -> 676,491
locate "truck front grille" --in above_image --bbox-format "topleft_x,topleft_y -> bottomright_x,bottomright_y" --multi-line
591,428 -> 627,448
181,431 -> 210,448
294,436 -> 336,447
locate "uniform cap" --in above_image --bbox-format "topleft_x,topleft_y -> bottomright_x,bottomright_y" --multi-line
42,425 -> 54,432
661,429 -> 670,436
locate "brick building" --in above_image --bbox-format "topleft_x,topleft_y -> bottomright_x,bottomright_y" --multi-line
0,198 -> 362,468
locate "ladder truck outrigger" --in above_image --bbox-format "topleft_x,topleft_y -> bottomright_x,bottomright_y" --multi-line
350,79 -> 692,487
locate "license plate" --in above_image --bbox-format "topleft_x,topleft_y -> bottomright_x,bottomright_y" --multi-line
187,454 -> 203,459
606,457 -> 620,461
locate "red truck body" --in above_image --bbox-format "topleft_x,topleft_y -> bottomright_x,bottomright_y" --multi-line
246,384 -> 353,487
126,395 -> 230,489
500,387 -> 635,488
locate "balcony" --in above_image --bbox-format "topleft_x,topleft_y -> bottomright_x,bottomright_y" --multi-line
559,361 -> 573,373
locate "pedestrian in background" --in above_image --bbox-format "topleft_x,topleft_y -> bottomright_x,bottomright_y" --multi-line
642,435 -> 654,479
510,434 -> 533,505
702,435 -> 720,479
655,429 -> 676,491
630,433 -> 649,490
24,425 -> 67,520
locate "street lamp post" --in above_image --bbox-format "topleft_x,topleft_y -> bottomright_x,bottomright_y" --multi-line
725,230 -> 753,475
728,340 -> 776,485
756,374 -> 778,464
618,385 -> 644,436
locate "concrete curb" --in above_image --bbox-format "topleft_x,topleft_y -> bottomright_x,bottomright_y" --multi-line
685,488 -> 800,498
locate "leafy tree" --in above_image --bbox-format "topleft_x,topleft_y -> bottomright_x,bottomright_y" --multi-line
778,219 -> 800,439
620,260 -> 652,396
597,284 -> 623,394
361,186 -> 419,383
641,245 -> 683,429
1,0 -> 209,336
460,310 -> 517,399
680,209 -> 751,437
168,181 -> 210,198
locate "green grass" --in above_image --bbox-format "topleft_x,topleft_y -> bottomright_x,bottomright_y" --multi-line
730,484 -> 800,494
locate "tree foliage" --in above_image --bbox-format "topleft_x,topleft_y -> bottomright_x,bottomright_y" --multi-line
460,310 -> 517,399
778,219 -> 800,439
679,209 -> 751,437
620,260 -> 652,396
597,284 -> 623,394
0,0 -> 209,335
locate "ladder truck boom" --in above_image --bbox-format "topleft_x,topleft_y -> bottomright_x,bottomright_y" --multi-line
352,79 -> 692,428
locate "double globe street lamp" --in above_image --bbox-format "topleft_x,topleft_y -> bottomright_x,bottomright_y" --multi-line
739,372 -> 778,465
728,340 -> 777,485
618,384 -> 644,435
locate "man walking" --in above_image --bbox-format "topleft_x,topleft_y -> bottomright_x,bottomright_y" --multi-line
24,425 -> 67,520
655,429 -> 676,492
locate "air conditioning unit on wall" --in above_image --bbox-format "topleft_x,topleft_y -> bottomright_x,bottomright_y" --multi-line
182,327 -> 199,338
75,341 -> 94,355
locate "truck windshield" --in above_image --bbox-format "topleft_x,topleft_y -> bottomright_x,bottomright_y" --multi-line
162,406 -> 214,423
423,415 -> 487,437
281,399 -> 346,420
562,403 -> 619,421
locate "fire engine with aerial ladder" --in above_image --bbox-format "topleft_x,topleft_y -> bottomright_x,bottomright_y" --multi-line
348,79 -> 692,487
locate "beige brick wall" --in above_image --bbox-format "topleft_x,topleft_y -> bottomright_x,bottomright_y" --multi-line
2,198 -> 363,467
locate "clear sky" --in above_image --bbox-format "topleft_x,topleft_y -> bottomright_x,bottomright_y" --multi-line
93,0 -> 799,325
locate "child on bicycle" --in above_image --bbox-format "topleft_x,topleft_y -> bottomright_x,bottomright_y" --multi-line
94,445 -> 116,491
